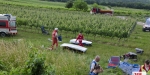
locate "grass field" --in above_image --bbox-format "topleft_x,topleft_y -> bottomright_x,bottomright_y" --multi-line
0,0 -> 101,11
0,0 -> 150,75
112,7 -> 150,13
0,0 -> 66,8
1,0 -> 149,14
1,24 -> 150,75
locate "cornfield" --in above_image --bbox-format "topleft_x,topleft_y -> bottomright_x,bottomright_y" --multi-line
0,4 -> 136,39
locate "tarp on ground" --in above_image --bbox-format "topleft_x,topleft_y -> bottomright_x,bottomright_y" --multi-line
119,61 -> 140,75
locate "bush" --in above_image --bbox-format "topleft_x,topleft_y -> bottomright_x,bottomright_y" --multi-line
0,60 -> 6,71
0,60 -> 7,75
73,0 -> 88,11
65,0 -> 73,8
0,71 -> 8,75
8,47 -> 55,75
92,3 -> 99,8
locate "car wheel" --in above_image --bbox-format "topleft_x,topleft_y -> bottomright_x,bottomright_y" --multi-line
0,32 -> 6,37
142,29 -> 146,32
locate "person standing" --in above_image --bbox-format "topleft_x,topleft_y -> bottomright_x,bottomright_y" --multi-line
49,28 -> 58,50
89,55 -> 103,75
75,32 -> 84,46
139,60 -> 150,74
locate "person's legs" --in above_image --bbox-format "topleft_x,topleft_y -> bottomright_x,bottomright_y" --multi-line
81,41 -> 83,46
55,40 -> 58,49
52,38 -> 58,50
49,38 -> 56,50
50,41 -> 54,50
79,41 -> 83,46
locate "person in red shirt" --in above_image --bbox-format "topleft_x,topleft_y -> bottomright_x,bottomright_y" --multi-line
75,32 -> 84,46
49,28 -> 58,50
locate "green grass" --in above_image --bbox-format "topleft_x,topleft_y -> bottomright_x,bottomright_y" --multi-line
0,24 -> 150,74
0,0 -> 93,11
1,0 -> 150,17
0,3 -> 136,39
0,0 -> 150,74
0,0 -> 66,8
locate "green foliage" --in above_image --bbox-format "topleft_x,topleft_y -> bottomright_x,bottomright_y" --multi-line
100,1 -> 150,10
9,67 -> 21,75
0,3 -> 138,39
0,60 -> 6,71
108,5 -> 111,9
20,48 -> 55,75
65,0 -> 73,8
1,22 -> 150,75
73,0 -> 88,11
0,61 -> 8,75
0,71 -> 8,75
92,3 -> 99,8
5,47 -> 55,75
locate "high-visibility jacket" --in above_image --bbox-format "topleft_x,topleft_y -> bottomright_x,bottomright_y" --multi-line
139,65 -> 150,74
52,30 -> 58,39
76,34 -> 84,41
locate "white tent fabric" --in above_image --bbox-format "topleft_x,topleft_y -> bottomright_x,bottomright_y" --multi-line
60,43 -> 87,52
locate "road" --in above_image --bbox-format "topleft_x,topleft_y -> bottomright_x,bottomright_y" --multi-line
137,22 -> 145,26
104,7 -> 146,26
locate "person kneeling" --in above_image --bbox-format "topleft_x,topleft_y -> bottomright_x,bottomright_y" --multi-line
90,65 -> 103,75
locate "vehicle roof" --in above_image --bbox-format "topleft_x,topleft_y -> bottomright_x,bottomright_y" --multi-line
0,16 -> 16,21
0,14 -> 12,16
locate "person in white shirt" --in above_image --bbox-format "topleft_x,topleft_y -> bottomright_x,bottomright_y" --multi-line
89,55 -> 103,75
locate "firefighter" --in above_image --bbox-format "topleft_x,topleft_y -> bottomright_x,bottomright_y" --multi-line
92,8 -> 96,14
49,28 -> 58,50
75,32 -> 84,46
139,60 -> 150,74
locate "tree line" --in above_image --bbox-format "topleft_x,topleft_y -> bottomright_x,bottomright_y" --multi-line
99,2 -> 150,10
42,0 -> 150,10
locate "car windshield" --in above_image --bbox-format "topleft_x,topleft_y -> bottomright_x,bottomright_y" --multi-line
9,21 -> 16,27
145,18 -> 150,25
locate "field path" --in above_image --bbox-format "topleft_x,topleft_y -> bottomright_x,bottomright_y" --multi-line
137,21 -> 145,26
116,16 -> 145,26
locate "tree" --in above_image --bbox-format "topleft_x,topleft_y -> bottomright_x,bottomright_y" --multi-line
65,0 -> 73,8
92,3 -> 99,8
73,0 -> 88,11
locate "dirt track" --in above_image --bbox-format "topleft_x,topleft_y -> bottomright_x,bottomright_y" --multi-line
104,7 -> 146,26
116,16 -> 145,26
137,22 -> 145,26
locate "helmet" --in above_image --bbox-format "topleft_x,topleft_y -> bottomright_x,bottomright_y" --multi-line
55,28 -> 58,30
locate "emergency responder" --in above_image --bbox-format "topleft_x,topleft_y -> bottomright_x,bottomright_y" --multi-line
75,32 -> 84,46
49,28 -> 58,50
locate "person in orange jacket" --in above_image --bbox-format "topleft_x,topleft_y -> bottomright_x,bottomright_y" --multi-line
49,28 -> 58,50
139,60 -> 150,74
75,32 -> 84,46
